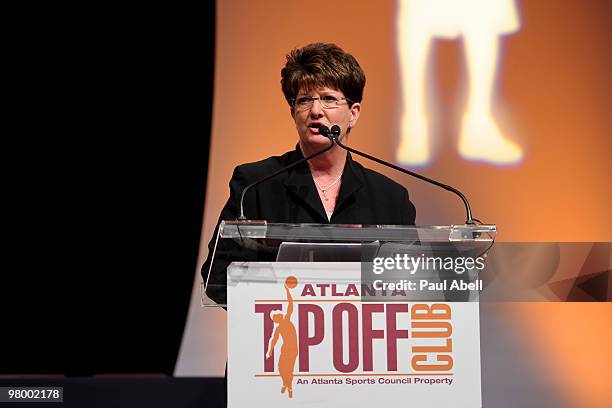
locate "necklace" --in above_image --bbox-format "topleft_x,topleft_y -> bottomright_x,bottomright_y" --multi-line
313,173 -> 342,201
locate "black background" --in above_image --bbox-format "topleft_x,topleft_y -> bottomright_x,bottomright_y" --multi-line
2,3 -> 215,376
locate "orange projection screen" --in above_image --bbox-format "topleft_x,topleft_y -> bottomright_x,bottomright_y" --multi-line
188,1 -> 611,406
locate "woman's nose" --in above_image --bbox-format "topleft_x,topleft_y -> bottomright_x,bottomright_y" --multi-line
309,99 -> 324,117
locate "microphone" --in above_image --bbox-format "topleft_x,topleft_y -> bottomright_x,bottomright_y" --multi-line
327,125 -> 476,224
238,133 -> 334,220
330,125 -> 341,140
319,125 -> 331,137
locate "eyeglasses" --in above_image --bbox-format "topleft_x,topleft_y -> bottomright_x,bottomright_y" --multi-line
290,95 -> 353,111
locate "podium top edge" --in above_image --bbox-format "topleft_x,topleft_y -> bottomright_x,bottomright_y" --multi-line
221,220 -> 496,229
219,221 -> 496,242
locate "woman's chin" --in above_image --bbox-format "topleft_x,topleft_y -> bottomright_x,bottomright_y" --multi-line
305,134 -> 331,145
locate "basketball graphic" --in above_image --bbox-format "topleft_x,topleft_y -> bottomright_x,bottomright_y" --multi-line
285,276 -> 298,288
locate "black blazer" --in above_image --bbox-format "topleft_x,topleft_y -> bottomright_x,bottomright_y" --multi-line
202,145 -> 416,304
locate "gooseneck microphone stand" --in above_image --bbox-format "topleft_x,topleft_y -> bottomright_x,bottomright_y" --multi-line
321,125 -> 476,225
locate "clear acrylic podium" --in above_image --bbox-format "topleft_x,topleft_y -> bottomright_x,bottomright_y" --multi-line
202,221 -> 496,408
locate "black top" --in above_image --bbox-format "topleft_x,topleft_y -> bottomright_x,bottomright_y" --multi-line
201,145 -> 416,304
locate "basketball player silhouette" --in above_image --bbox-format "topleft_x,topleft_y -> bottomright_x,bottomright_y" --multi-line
266,276 -> 299,398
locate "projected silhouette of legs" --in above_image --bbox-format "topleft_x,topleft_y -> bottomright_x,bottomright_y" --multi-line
397,0 -> 523,165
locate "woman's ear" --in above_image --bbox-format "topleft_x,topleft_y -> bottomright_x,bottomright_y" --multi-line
348,102 -> 361,129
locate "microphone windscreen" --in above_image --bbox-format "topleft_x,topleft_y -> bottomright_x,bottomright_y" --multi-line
319,125 -> 330,137
331,125 -> 341,139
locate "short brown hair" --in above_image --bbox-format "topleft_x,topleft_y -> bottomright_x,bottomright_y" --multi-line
281,43 -> 366,108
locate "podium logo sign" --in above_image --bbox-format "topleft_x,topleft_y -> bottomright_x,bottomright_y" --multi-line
228,264 -> 481,407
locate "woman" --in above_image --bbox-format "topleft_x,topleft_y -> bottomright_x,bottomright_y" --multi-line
203,43 -> 416,305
